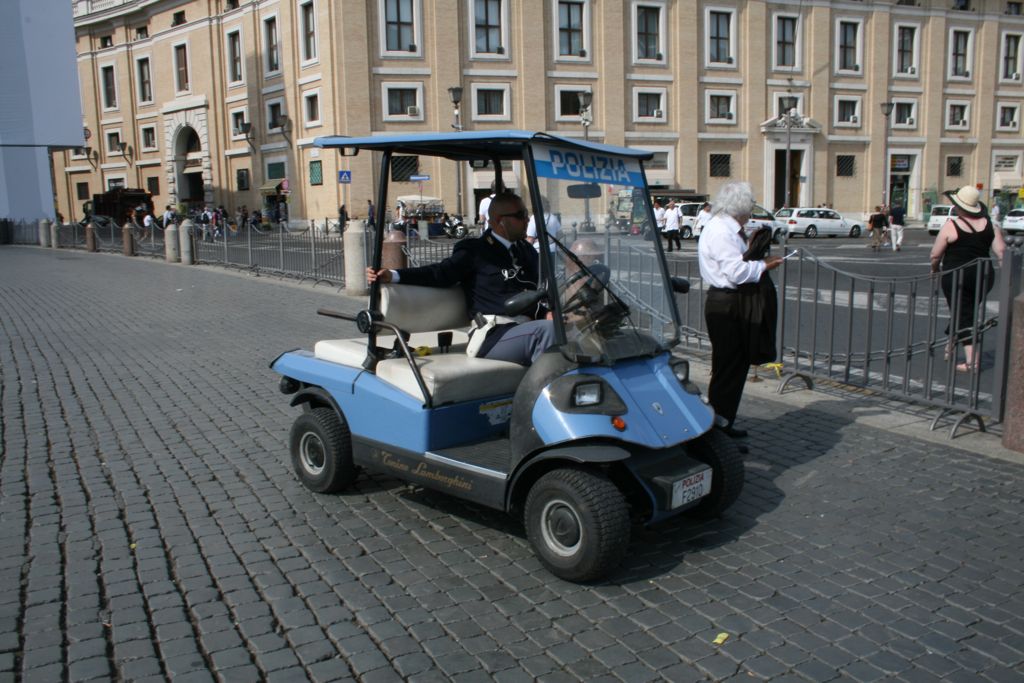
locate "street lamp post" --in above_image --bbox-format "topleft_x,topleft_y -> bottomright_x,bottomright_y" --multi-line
577,91 -> 593,230
880,101 -> 894,210
448,86 -> 464,218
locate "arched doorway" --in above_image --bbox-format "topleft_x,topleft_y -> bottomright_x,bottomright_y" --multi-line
174,126 -> 205,210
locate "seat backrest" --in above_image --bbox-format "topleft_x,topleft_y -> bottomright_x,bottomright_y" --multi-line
380,284 -> 469,333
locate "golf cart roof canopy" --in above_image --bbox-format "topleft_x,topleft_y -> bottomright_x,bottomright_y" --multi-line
313,130 -> 655,162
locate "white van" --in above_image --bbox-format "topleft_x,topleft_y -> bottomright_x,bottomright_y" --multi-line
928,205 -> 954,235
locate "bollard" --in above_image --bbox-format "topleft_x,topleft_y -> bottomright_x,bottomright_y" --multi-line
38,219 -> 51,248
381,228 -> 407,271
344,224 -> 369,297
122,223 -> 135,256
164,223 -> 180,262
1003,293 -> 1024,453
50,219 -> 59,248
85,222 -> 96,252
179,218 -> 194,265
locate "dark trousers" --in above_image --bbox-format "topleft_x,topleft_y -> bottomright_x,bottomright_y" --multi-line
704,288 -> 749,426
663,229 -> 681,251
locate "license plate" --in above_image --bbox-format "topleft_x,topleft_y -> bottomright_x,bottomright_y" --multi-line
672,468 -> 712,508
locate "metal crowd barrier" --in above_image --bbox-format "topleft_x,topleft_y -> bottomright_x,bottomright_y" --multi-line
192,224 -> 345,286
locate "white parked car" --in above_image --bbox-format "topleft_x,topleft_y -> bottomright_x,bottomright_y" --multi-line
744,204 -> 787,241
1001,209 -> 1024,235
774,207 -> 863,238
927,205 -> 955,235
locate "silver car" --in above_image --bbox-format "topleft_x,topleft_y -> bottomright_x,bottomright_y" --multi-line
775,207 -> 863,238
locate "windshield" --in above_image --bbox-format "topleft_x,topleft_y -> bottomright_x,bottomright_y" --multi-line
931,206 -> 951,216
527,143 -> 677,364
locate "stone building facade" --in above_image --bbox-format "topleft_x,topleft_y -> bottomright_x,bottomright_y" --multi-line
55,0 -> 1024,224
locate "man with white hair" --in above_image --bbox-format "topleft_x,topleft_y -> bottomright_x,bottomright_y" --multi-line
697,181 -> 783,439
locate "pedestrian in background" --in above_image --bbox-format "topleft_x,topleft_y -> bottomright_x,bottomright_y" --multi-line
698,181 -> 783,439
930,185 -> 1006,372
339,204 -> 349,232
693,202 -> 713,239
663,200 -> 682,252
868,206 -> 888,251
888,203 -> 906,252
990,202 -> 1001,230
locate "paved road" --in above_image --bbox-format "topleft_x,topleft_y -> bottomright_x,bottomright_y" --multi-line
2,247 -> 1024,682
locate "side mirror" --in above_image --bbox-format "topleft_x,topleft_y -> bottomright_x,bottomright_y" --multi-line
505,289 -> 547,316
671,277 -> 691,294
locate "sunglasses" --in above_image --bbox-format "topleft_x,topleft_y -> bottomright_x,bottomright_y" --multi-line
501,209 -> 529,221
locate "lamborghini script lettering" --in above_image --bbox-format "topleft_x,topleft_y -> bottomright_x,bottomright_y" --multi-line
378,452 -> 473,491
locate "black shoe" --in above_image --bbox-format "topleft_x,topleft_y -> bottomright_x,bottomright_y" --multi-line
719,425 -> 748,439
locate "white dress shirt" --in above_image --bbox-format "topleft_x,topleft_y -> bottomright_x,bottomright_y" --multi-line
697,213 -> 765,289
664,206 -> 680,232
654,206 -> 666,229
527,213 -> 561,252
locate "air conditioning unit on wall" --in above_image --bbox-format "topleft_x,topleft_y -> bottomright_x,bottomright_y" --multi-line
653,109 -> 664,118
907,117 -> 915,126
406,106 -> 420,117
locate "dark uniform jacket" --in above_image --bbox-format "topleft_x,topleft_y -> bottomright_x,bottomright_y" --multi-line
397,229 -> 542,318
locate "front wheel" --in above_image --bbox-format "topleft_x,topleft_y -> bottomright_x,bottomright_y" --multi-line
524,468 -> 630,582
805,225 -> 818,238
681,226 -> 693,240
685,429 -> 745,519
289,407 -> 357,493
849,225 -> 861,238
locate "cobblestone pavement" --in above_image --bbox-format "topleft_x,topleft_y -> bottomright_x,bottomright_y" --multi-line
2,247 -> 1024,682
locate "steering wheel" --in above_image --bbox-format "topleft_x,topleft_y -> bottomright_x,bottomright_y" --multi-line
562,263 -> 611,316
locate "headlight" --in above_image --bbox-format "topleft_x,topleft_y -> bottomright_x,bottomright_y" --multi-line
671,360 -> 690,384
573,382 -> 603,407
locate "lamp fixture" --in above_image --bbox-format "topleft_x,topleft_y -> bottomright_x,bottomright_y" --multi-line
238,121 -> 256,148
117,141 -> 133,164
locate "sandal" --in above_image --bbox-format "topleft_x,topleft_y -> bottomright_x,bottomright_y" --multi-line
955,362 -> 977,372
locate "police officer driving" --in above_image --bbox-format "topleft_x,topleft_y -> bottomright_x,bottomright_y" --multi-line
366,192 -> 556,366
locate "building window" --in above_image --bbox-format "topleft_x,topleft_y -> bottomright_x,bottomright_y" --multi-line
1003,34 -> 1021,80
174,44 -> 190,92
894,101 -> 915,126
708,10 -> 732,64
267,101 -> 285,131
304,91 -> 321,126
555,86 -> 590,119
636,5 -> 661,61
950,30 -> 971,78
388,88 -> 417,115
106,131 -> 121,153
382,82 -> 424,120
231,110 -> 247,137
1010,2 -> 1023,15
838,21 -> 859,71
385,0 -> 416,52
391,155 -> 420,182
309,160 -> 323,185
107,178 -> 126,190
141,126 -> 157,150
264,17 -> 280,72
558,1 -> 585,57
226,0 -> 239,8
999,104 -> 1019,129
476,88 -> 504,116
227,31 -> 243,83
135,26 -> 148,40
709,154 -> 731,177
708,93 -> 734,121
994,155 -> 1019,172
896,26 -> 916,74
775,16 -> 797,68
836,98 -> 860,125
136,58 -> 152,103
267,161 -> 286,180
99,35 -> 113,48
101,65 -> 117,109
947,156 -> 963,177
947,101 -> 969,128
146,176 -> 160,195
836,155 -> 855,177
300,1 -> 317,62
776,94 -> 801,117
637,92 -> 662,118
237,168 -> 250,191
76,182 -> 90,201
475,0 -> 503,55
172,10 -> 186,26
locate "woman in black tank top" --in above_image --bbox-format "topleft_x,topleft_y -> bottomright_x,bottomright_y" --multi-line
929,186 -> 1007,372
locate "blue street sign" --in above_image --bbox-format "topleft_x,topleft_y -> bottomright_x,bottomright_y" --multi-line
338,170 -> 352,184
409,174 -> 430,181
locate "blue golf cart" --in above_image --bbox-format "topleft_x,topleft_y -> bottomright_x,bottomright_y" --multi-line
271,131 -> 743,581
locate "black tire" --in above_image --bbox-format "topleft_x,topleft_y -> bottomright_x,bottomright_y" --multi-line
771,230 -> 782,244
524,468 -> 630,582
681,226 -> 693,240
685,429 -> 745,519
805,225 -> 817,238
849,225 -> 861,238
289,407 -> 356,493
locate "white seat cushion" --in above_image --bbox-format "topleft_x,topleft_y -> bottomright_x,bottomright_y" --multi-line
376,354 -> 527,405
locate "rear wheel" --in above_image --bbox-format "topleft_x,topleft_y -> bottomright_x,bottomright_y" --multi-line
849,225 -> 861,238
524,468 -> 630,582
289,407 -> 356,493
805,225 -> 818,238
681,226 -> 693,240
685,430 -> 745,519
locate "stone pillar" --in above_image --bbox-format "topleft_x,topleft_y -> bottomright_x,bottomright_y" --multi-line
49,220 -> 59,248
38,219 -> 51,247
165,223 -> 180,263
1003,293 -> 1024,453
85,223 -> 96,252
380,229 -> 407,271
122,223 -> 134,256
179,219 -> 194,265
344,223 -> 368,297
